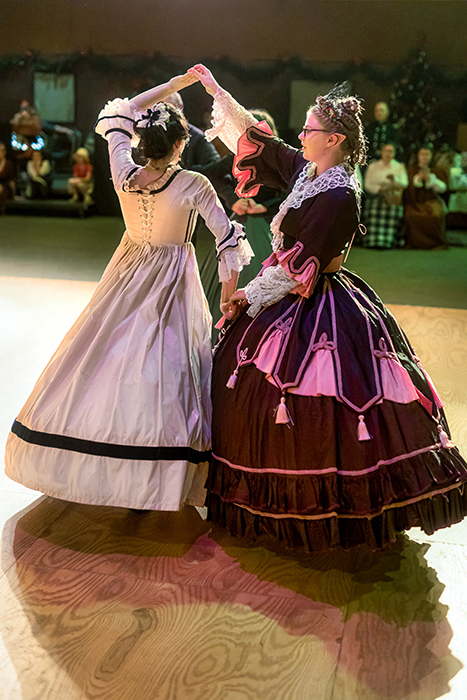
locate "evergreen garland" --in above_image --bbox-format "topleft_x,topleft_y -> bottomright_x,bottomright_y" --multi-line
1,50 -> 466,89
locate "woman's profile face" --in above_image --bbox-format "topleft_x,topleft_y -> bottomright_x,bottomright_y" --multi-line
299,109 -> 330,162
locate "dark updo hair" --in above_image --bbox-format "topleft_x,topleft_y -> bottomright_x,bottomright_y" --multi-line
134,103 -> 190,161
313,83 -> 367,167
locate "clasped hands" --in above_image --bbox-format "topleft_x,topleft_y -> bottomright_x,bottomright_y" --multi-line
169,64 -> 219,96
220,289 -> 249,321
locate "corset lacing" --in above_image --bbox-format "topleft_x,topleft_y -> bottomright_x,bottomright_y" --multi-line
138,192 -> 154,246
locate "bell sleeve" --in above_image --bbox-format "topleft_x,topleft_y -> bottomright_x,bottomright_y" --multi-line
205,88 -> 305,197
244,187 -> 358,316
204,88 -> 258,154
94,98 -> 142,192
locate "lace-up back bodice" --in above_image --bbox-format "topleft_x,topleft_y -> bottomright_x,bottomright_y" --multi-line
94,96 -> 252,281
118,169 -> 209,247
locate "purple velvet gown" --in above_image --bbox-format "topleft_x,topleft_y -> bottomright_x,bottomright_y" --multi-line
206,118 -> 467,552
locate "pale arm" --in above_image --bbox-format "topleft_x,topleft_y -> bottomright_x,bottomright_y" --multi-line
129,73 -> 198,111
189,64 -> 257,154
220,272 -> 240,320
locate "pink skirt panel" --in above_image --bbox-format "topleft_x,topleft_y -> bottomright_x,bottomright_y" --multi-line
255,344 -> 433,407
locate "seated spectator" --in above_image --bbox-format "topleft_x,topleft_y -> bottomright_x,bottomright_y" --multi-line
25,149 -> 52,199
448,152 -> 467,214
0,141 -> 16,212
365,102 -> 399,162
68,147 -> 93,206
10,100 -> 45,165
361,143 -> 408,248
403,146 -> 448,249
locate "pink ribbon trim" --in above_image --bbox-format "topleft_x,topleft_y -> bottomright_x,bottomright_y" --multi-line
212,442 -> 445,477
233,478 -> 465,520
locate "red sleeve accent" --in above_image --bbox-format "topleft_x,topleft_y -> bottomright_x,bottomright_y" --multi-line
233,121 -> 274,197
275,243 -> 320,297
260,243 -> 319,298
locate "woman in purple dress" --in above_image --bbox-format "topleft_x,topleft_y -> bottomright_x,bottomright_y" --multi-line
190,64 -> 467,552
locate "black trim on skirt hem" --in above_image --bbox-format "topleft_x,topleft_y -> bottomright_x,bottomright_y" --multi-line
11,421 -> 210,463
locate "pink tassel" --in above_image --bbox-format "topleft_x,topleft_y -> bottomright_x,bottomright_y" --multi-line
275,396 -> 293,426
226,369 -> 238,389
358,414 -> 371,441
438,424 -> 454,449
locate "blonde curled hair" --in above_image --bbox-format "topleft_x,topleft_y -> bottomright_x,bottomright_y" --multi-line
313,84 -> 367,167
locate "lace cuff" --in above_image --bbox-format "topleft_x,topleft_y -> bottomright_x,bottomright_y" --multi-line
204,88 -> 257,154
94,98 -> 141,140
274,244 -> 320,297
244,265 -> 296,317
216,222 -> 254,282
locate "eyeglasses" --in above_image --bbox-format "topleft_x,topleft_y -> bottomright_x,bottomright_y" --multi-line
300,127 -> 330,137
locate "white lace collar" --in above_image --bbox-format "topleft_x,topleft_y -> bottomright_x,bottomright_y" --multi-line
270,163 -> 361,252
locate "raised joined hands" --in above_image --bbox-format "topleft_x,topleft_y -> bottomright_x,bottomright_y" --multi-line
187,64 -> 219,96
169,72 -> 199,93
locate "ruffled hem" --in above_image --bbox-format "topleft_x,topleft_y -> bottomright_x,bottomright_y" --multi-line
206,482 -> 467,552
207,434 -> 467,522
217,222 -> 254,282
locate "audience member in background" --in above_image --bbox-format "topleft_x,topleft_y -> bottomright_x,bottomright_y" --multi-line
25,149 -> 52,199
403,146 -> 449,249
68,147 -> 93,206
448,152 -> 467,215
0,141 -> 16,212
10,100 -> 43,163
365,102 -> 399,163
361,143 -> 408,248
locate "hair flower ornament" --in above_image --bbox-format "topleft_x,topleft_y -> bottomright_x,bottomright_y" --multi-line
137,103 -> 171,131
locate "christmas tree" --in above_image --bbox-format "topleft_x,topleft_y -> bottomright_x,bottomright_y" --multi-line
390,48 -> 443,164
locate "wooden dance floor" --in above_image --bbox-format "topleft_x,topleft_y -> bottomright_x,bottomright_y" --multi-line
1,276 -> 467,700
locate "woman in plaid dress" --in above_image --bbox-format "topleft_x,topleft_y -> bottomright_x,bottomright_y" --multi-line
362,144 -> 408,248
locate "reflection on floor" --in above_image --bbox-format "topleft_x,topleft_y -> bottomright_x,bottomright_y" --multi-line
0,276 -> 466,700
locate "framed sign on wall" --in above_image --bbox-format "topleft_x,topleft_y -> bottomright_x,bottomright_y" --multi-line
34,72 -> 75,123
